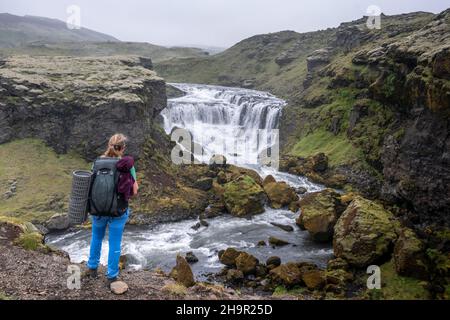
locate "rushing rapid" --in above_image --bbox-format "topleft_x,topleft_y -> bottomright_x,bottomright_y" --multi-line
47,83 -> 333,279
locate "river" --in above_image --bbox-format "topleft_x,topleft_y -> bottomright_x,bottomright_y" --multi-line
46,83 -> 333,280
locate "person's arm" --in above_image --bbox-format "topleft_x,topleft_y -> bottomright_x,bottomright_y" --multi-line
130,166 -> 139,196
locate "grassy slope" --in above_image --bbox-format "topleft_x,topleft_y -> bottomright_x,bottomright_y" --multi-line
0,139 -> 90,223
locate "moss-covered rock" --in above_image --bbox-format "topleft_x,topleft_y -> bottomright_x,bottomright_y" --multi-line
394,228 -> 428,280
219,248 -> 241,266
170,255 -> 195,288
296,189 -> 344,242
223,175 -> 267,216
333,196 -> 398,267
269,263 -> 303,287
302,269 -> 326,290
263,180 -> 298,209
235,252 -> 259,275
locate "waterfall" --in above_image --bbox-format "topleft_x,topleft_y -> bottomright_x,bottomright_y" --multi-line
161,83 -> 285,166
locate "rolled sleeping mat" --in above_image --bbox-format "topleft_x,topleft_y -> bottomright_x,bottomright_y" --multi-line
68,170 -> 92,225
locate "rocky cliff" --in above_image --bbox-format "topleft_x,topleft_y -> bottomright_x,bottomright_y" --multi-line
0,55 -> 166,160
156,9 -> 450,225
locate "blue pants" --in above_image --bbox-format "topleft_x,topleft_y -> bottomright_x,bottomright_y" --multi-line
87,209 -> 129,279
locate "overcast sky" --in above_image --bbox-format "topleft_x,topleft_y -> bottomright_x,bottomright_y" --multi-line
1,0 -> 449,47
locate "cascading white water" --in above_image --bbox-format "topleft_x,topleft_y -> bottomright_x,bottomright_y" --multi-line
46,83 -> 332,279
161,83 -> 284,166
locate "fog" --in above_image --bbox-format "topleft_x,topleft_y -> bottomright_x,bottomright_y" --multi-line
1,0 -> 448,47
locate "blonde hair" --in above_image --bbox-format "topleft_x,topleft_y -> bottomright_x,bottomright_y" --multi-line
103,133 -> 128,158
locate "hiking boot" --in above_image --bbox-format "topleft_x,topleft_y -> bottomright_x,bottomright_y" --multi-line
82,268 -> 98,279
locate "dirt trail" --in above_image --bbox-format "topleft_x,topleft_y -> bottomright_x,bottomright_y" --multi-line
0,240 -> 272,300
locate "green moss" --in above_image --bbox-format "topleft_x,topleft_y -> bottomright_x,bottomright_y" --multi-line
289,129 -> 361,167
371,260 -> 430,300
383,73 -> 397,98
223,175 -> 266,216
0,139 -> 90,223
14,232 -> 44,251
272,285 -> 308,297
0,291 -> 14,300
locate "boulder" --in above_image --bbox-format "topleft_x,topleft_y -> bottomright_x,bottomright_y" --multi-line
268,236 -> 290,247
333,196 -> 398,267
194,178 -> 213,191
296,189 -> 344,242
270,222 -> 294,232
223,175 -> 267,216
171,255 -> 195,287
326,258 -> 349,271
226,269 -> 244,283
269,263 -> 302,287
235,252 -> 259,275
257,240 -> 267,247
266,256 -> 281,267
302,270 -> 326,290
262,175 -> 276,186
311,153 -> 328,173
45,213 -> 70,231
263,181 -> 298,209
393,228 -> 428,279
185,251 -> 199,264
219,248 -> 241,266
110,281 -> 129,295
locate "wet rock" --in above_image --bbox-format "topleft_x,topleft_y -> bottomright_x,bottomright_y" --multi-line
171,255 -> 195,287
199,219 -> 209,227
295,187 -> 307,194
269,263 -> 302,287
226,269 -> 244,283
223,175 -> 267,216
296,189 -> 344,242
266,256 -> 281,267
190,222 -> 201,230
262,175 -> 276,186
270,222 -> 294,232
268,236 -> 290,247
110,281 -> 128,295
302,270 -> 326,290
263,180 -> 298,209
257,240 -> 267,247
194,177 -> 213,191
326,258 -> 349,271
219,248 -> 241,266
333,196 -> 398,267
185,251 -> 199,264
45,213 -> 70,231
235,252 -> 259,275
393,228 -> 428,279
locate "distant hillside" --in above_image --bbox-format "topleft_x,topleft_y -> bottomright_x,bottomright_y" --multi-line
0,41 -> 209,63
0,13 -> 118,47
0,13 -> 209,62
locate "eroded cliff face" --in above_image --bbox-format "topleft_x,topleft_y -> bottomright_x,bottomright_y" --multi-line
278,10 -> 450,224
0,55 -> 166,160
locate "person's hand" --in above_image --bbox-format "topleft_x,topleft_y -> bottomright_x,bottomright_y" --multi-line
132,181 -> 139,196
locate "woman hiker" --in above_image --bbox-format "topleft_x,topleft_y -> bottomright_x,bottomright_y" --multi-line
85,133 -> 139,283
